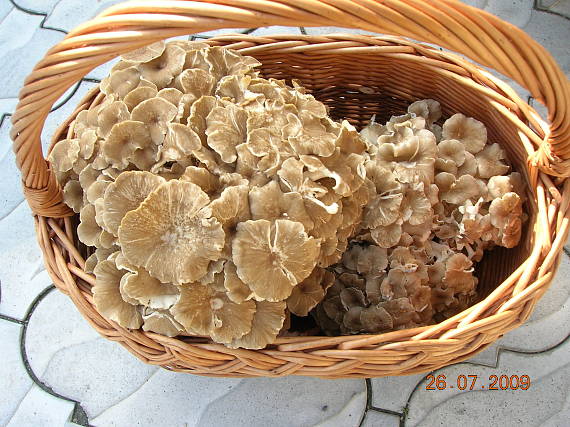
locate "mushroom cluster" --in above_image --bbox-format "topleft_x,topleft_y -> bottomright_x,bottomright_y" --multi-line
48,41 -> 369,348
314,100 -> 525,335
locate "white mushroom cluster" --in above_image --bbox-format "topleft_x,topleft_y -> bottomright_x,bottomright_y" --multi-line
48,41 -> 368,348
314,100 -> 525,335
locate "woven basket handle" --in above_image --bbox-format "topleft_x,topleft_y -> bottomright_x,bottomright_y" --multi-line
11,0 -> 570,217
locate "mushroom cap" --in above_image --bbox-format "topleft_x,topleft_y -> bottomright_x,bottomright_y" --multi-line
77,204 -> 102,246
48,138 -> 80,175
102,120 -> 154,169
206,184 -> 251,231
287,268 -> 334,316
204,46 -> 261,79
283,112 -> 336,157
97,101 -> 130,138
101,67 -> 141,98
141,309 -> 184,337
156,123 -> 201,164
435,172 -> 482,205
232,219 -> 321,302
103,171 -> 165,236
180,166 -> 220,194
442,113 -> 487,154
63,180 -> 83,213
205,102 -> 247,163
93,260 -> 142,329
121,267 -> 179,309
400,181 -> 433,226
224,260 -> 254,303
131,97 -> 178,144
118,180 -> 225,285
407,99 -> 442,126
124,86 -> 158,111
475,143 -> 510,178
228,300 -> 286,349
138,43 -> 186,88
121,41 -> 166,63
370,223 -> 403,248
249,180 -> 313,231
171,283 -> 255,343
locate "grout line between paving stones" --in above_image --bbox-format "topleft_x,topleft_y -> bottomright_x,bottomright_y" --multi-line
19,284 -> 91,426
534,0 -> 570,21
0,313 -> 24,325
8,0 -> 67,34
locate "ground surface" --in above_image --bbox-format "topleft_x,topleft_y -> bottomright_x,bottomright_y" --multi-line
1,1 -> 569,426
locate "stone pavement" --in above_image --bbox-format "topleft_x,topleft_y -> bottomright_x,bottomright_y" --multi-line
0,1 -> 569,425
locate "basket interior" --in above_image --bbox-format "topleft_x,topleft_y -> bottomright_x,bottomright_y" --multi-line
242,49 -> 535,302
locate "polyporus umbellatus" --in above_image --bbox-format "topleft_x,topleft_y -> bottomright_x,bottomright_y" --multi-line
315,99 -> 526,335
50,40 -> 370,349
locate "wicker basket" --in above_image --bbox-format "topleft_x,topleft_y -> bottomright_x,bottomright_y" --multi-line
11,0 -> 570,378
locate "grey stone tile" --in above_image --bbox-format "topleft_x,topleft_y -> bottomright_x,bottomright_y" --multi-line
25,290 -> 157,418
362,410 -> 400,427
0,320 -> 32,426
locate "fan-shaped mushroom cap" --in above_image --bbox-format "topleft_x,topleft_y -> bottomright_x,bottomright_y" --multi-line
131,97 -> 178,144
408,99 -> 442,127
118,180 -> 225,285
489,192 -> 523,248
121,268 -> 179,309
487,173 -> 523,199
370,223 -> 402,248
435,172 -> 481,205
216,74 -> 264,107
232,219 -> 321,302
206,184 -> 251,231
435,139 -> 466,174
442,253 -> 477,293
180,166 -> 219,193
141,309 -> 184,337
475,143 -> 510,178
287,268 -> 335,316
376,130 -> 437,183
360,305 -> 394,333
48,138 -> 80,177
124,86 -> 158,111
138,43 -> 186,88
78,130 -> 98,160
283,112 -> 336,157
205,46 -> 261,79
101,67 -> 141,98
177,68 -> 216,98
93,260 -> 142,328
223,260 -> 254,303
172,283 -> 255,343
228,300 -> 286,349
102,120 -> 154,169
97,101 -> 130,138
442,113 -> 487,154
205,102 -> 247,163
249,181 -> 313,231
63,180 -> 83,213
156,123 -> 201,165
77,204 -> 102,246
400,181 -> 433,226
122,40 -> 166,63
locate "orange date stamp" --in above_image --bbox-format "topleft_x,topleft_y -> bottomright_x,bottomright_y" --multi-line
425,374 -> 531,391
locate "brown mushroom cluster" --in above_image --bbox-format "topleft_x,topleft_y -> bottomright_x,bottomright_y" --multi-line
49,41 -> 369,349
314,100 -> 525,335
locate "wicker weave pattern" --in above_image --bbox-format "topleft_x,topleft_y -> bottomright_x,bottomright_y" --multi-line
10,0 -> 570,377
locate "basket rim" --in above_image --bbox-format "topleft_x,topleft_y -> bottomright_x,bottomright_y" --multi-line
30,32 -> 570,377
